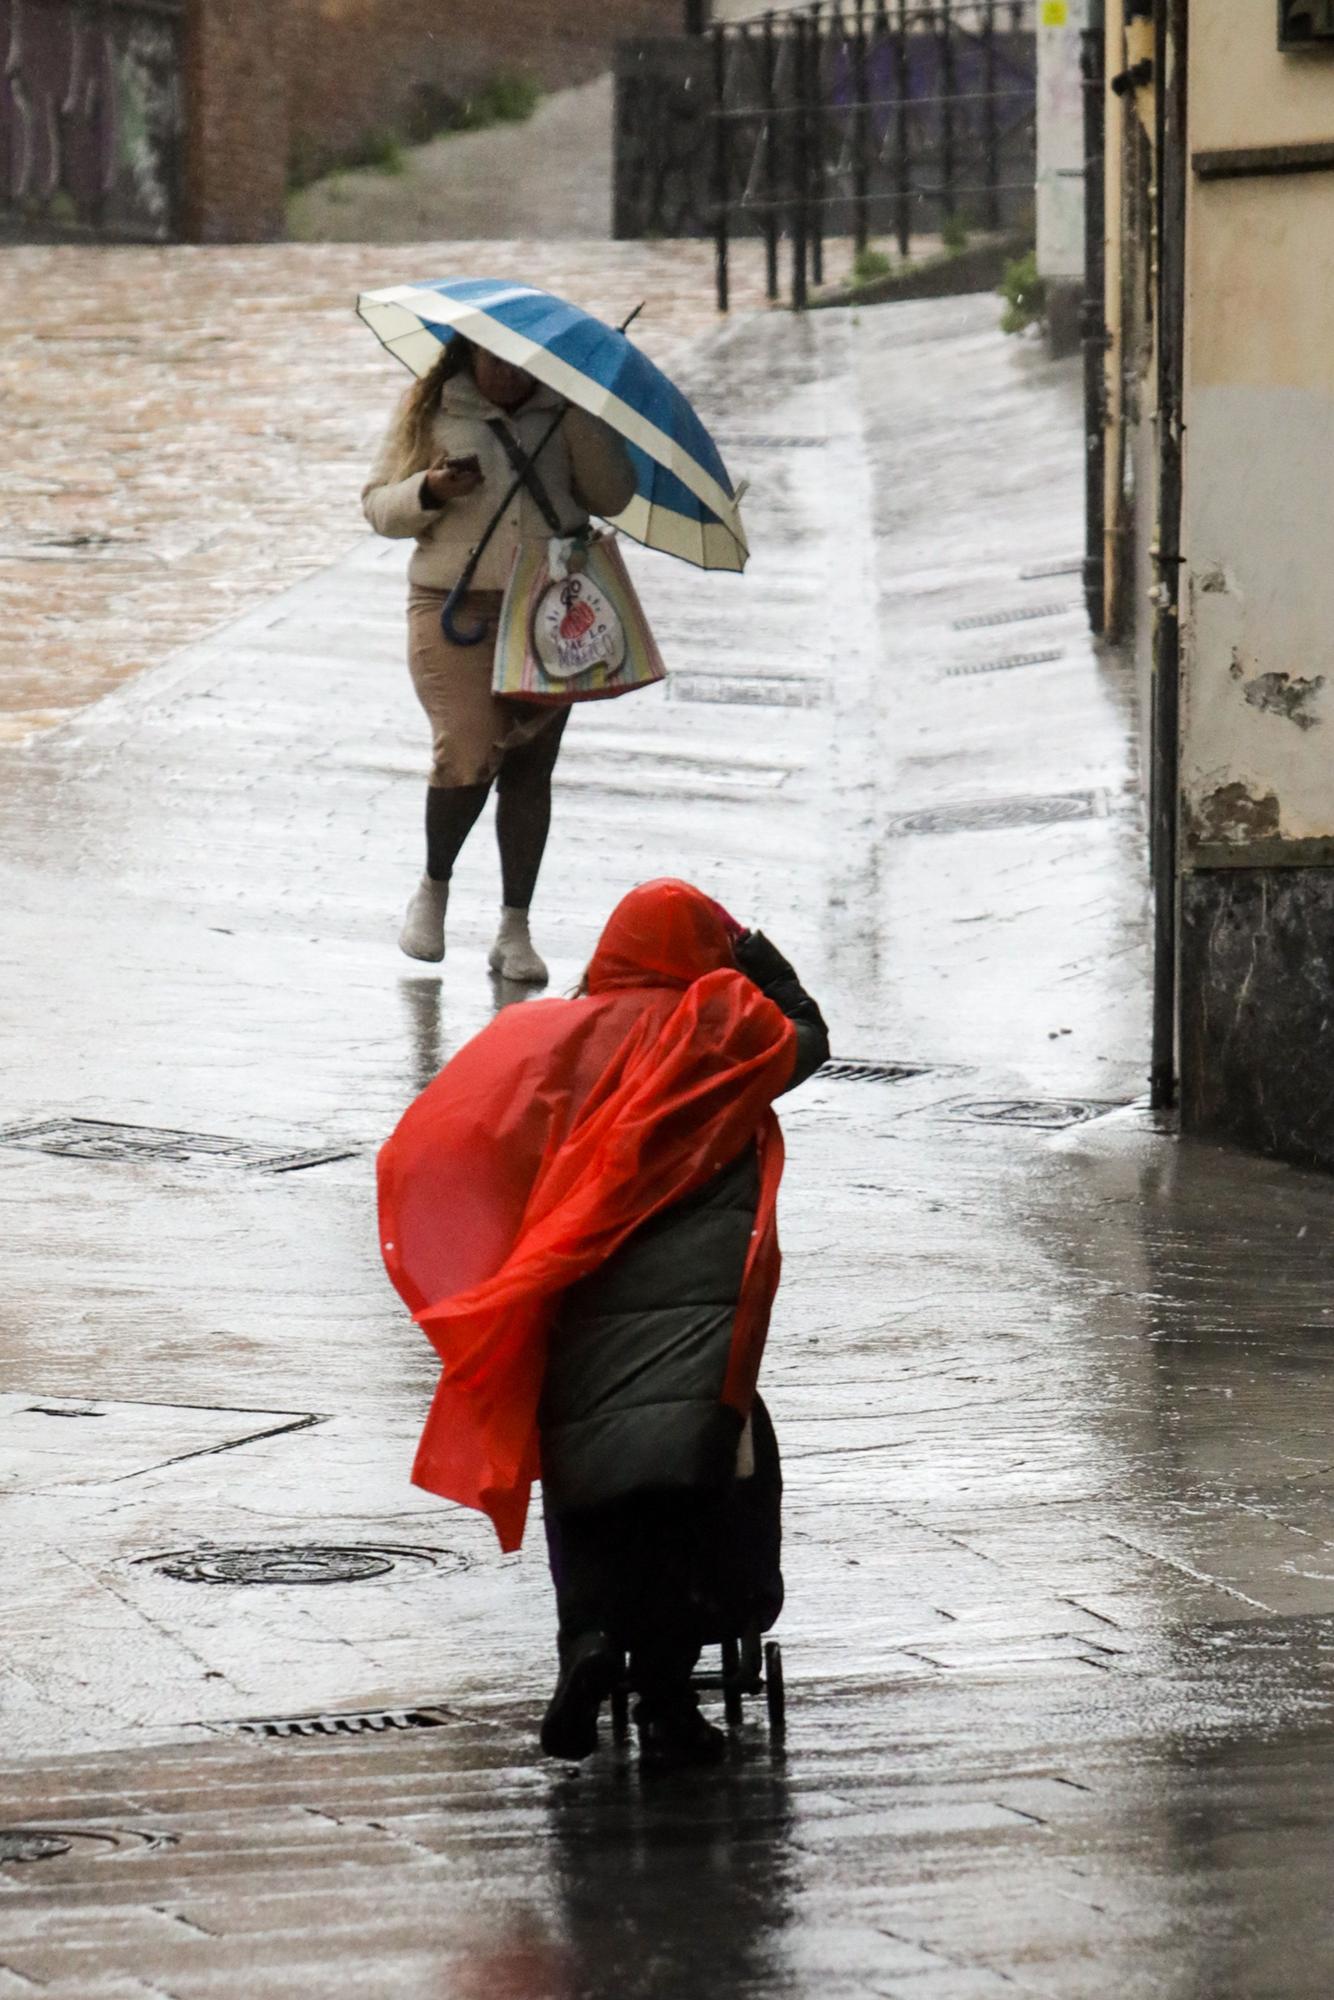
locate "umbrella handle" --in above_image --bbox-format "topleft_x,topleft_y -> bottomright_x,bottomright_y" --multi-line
440,571 -> 489,647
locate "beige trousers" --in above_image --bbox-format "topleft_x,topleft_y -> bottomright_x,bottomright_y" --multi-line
407,585 -> 563,789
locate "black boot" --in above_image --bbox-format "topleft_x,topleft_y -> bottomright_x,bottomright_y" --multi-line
540,1631 -> 617,1761
634,1690 -> 727,1776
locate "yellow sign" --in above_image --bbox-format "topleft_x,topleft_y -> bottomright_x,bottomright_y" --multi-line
1041,0 -> 1069,23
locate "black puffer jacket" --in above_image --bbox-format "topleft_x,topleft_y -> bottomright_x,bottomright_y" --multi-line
539,934 -> 827,1512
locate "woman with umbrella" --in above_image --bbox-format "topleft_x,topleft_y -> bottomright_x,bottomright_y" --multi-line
358,279 -> 749,980
362,337 -> 634,979
377,878 -> 828,1771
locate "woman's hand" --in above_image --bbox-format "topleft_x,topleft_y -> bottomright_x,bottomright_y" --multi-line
421,454 -> 483,506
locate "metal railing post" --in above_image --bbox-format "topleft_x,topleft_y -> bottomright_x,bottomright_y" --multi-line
853,1 -> 871,255
711,23 -> 730,313
939,0 -> 957,234
809,4 -> 826,287
894,0 -> 912,257
983,0 -> 1001,229
762,9 -> 780,299
791,13 -> 810,308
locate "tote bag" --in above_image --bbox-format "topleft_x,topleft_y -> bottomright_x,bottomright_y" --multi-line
493,533 -> 666,705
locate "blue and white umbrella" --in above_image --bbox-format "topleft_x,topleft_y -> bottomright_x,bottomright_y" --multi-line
356,276 -> 748,573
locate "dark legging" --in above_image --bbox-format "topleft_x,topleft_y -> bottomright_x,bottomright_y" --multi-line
547,1490 -> 719,1710
544,1402 -> 784,1713
425,707 -> 570,904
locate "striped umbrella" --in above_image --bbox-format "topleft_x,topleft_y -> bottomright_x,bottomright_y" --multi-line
356,276 -> 748,574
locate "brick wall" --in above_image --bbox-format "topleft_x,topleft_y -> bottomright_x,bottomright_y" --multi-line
287,0 -> 687,183
185,0 -> 291,242
184,0 -> 685,242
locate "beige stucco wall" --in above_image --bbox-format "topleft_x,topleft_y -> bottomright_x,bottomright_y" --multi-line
1191,8 -> 1334,153
1178,12 -> 1334,858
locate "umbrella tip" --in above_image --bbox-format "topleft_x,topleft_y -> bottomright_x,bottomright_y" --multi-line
620,302 -> 646,333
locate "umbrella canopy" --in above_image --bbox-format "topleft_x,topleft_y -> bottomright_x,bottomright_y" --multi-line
357,277 -> 748,573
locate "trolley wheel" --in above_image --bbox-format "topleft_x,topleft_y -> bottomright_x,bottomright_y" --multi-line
764,1641 -> 786,1742
611,1681 -> 631,1743
739,1625 -> 763,1692
721,1633 -> 744,1728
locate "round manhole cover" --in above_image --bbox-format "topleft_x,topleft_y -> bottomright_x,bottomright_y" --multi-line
0,1831 -> 73,1864
887,793 -> 1097,837
0,1825 -> 171,1862
144,1544 -> 467,1585
942,1097 -> 1123,1130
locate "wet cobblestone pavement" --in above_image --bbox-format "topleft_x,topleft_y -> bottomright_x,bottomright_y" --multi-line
0,242 -> 770,742
2,294 -> 1333,1997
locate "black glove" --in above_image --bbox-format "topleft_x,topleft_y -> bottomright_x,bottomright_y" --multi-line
733,928 -> 798,991
735,931 -> 830,1088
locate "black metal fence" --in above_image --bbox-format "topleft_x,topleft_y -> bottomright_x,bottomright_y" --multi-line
713,0 -> 1036,309
614,2 -> 1036,311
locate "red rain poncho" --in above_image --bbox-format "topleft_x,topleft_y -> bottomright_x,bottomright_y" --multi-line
377,879 -> 797,1550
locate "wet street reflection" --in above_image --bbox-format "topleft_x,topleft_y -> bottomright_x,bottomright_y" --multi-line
0,292 -> 1330,1997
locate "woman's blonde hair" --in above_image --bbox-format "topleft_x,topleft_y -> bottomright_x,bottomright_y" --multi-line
385,336 -> 473,482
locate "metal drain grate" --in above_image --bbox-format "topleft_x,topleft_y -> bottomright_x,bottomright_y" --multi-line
952,602 -> 1075,630
711,433 -> 829,450
885,792 -> 1100,836
1020,558 -> 1084,580
668,673 -> 822,708
0,1118 -> 354,1174
144,1543 -> 468,1586
818,1058 -> 932,1084
221,1705 -> 454,1741
940,1097 -> 1127,1130
945,648 -> 1064,679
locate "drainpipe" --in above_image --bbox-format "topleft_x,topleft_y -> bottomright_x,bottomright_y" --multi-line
1081,0 -> 1106,634
1100,0 -> 1126,638
1149,0 -> 1187,1110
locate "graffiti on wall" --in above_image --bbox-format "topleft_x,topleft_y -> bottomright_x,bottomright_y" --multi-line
1,0 -> 184,239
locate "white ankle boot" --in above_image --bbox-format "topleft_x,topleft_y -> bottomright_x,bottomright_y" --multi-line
488,906 -> 548,984
399,875 -> 449,962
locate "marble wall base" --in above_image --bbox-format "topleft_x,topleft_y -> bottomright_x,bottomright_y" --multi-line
1180,867 -> 1334,1171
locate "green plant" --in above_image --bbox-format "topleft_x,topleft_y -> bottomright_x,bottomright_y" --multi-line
999,249 -> 1047,335
347,128 -> 406,175
455,72 -> 542,132
851,244 -> 894,286
941,212 -> 970,254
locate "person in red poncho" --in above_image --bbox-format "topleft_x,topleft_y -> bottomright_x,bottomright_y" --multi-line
377,878 -> 828,1770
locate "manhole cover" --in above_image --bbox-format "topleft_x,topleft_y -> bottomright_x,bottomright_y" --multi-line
0,1826 -> 174,1862
144,1543 -> 467,1585
952,602 -> 1075,630
220,1705 -> 455,1740
818,1058 -> 932,1084
945,648 -> 1064,679
940,1098 -> 1127,1129
0,1831 -> 73,1864
668,673 -> 822,708
0,1118 -> 354,1174
885,792 -> 1100,836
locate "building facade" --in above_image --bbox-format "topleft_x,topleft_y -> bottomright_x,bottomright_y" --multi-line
1095,0 -> 1334,1167
0,0 -> 683,244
